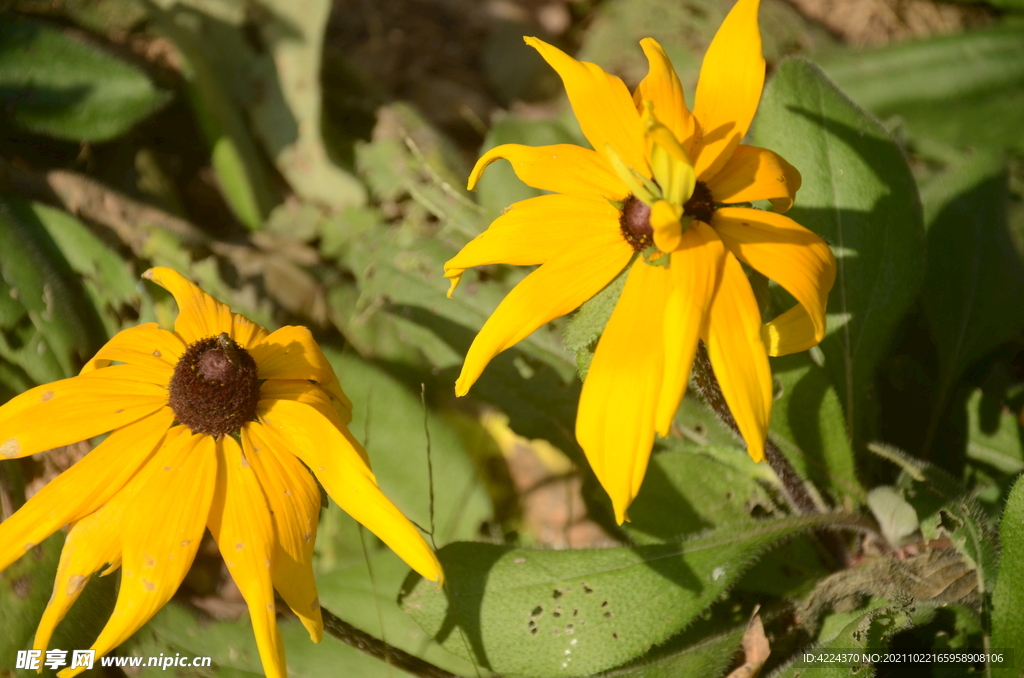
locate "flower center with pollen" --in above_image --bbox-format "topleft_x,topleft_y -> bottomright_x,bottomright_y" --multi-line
169,333 -> 260,436
683,181 -> 715,224
619,195 -> 654,251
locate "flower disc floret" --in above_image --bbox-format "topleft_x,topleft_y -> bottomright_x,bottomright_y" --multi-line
169,333 -> 260,436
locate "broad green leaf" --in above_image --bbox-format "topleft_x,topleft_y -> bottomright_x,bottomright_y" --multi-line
25,202 -> 138,337
755,58 -> 926,450
323,350 -> 492,549
0,16 -> 170,142
991,475 -> 1024,675
564,266 -> 629,380
821,25 -> 1024,150
475,113 -> 580,222
866,486 -> 919,549
133,602 -> 414,678
769,352 -> 866,503
400,513 -> 866,677
602,622 -> 747,678
146,3 -> 278,229
316,550 -> 486,675
920,151 -> 1024,426
964,389 -> 1024,509
0,197 -> 108,384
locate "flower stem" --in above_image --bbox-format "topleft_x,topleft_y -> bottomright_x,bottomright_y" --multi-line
321,607 -> 461,678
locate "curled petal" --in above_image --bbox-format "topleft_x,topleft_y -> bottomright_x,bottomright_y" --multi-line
705,145 -> 802,212
762,303 -> 819,356
713,207 -> 835,348
650,200 -> 684,253
691,0 -> 765,181
456,232 -> 634,396
634,38 -> 694,152
704,252 -> 773,463
525,37 -> 647,173
445,194 -> 621,283
0,365 -> 168,460
577,260 -> 671,524
468,144 -> 626,200
143,267 -> 268,347
209,436 -> 286,678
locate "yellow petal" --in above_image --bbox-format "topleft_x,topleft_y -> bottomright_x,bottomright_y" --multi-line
713,207 -> 835,347
467,144 -> 627,200
655,222 -> 725,435
33,496 -> 127,654
705,145 -> 801,212
456,233 -> 634,396
143,267 -> 269,348
445,194 -> 621,278
691,0 -> 764,181
634,38 -> 694,152
0,365 -> 168,460
249,325 -> 353,425
576,260 -> 671,524
703,252 -> 773,463
208,435 -> 287,678
257,396 -> 443,585
643,104 -> 696,207
80,429 -> 216,672
243,423 -> 323,642
259,379 -> 366,465
525,37 -> 647,172
761,303 -> 819,356
650,200 -> 684,253
79,323 -> 183,377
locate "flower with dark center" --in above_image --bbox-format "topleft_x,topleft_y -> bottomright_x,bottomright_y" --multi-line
446,0 -> 836,524
0,267 -> 442,678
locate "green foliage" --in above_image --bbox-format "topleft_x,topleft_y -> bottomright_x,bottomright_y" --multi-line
0,197 -> 109,384
992,476 -> 1024,674
400,514 -> 865,677
822,25 -> 1024,150
0,16 -> 170,142
755,58 -> 927,449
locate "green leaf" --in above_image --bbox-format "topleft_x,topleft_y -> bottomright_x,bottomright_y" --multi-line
965,388 -> 1024,478
602,622 -> 747,678
991,475 -> 1024,674
0,196 -> 109,384
0,16 -> 170,142
821,25 -> 1024,150
769,352 -> 866,503
866,486 -> 920,549
400,513 -> 866,677
322,350 -> 492,550
146,3 -> 278,229
564,266 -> 629,380
754,58 -> 926,450
920,151 -> 1024,423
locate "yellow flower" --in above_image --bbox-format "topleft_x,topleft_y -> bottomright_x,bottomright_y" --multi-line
0,267 -> 442,678
445,0 -> 836,523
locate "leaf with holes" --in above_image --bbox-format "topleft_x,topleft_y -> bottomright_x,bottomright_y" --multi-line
400,513 -> 866,677
754,58 -> 926,450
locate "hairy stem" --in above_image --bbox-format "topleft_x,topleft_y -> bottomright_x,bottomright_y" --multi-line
321,607 -> 461,678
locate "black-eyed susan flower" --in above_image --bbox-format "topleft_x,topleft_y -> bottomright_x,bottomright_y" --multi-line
0,267 -> 442,678
446,0 -> 836,523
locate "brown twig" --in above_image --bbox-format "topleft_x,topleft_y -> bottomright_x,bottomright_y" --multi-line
321,606 -> 463,678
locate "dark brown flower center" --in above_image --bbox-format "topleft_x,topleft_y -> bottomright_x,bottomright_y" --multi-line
619,195 -> 654,252
169,333 -> 260,436
683,181 -> 715,225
